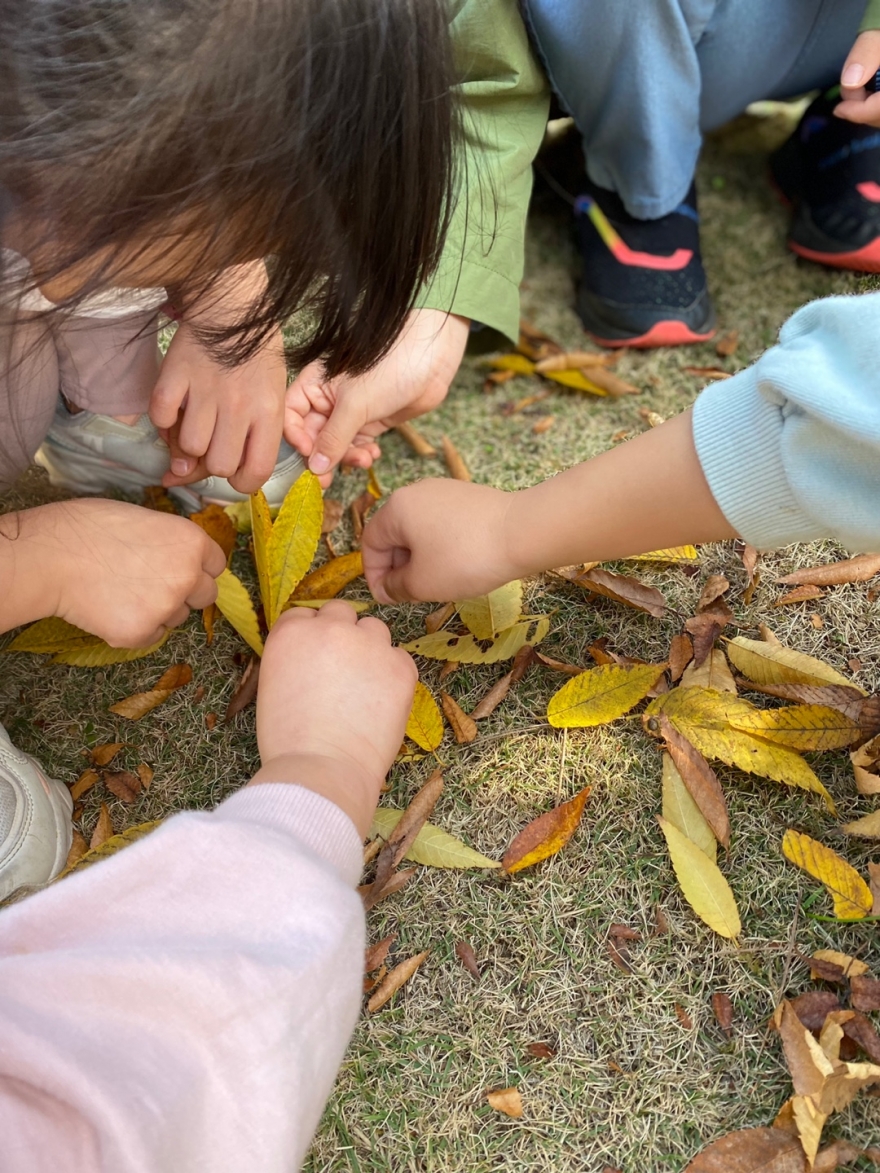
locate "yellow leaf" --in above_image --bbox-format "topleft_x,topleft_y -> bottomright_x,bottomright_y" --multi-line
224,500 -> 252,533
266,471 -> 322,627
403,616 -> 550,664
405,683 -> 445,752
728,704 -> 861,751
661,752 -> 717,862
250,489 -> 273,619
811,950 -> 869,979
782,829 -> 873,920
727,636 -> 863,693
457,581 -> 523,640
624,546 -> 699,564
53,632 -> 170,667
645,688 -> 836,812
5,617 -> 168,666
488,353 -> 536,375
657,816 -> 741,939
370,808 -> 500,869
56,820 -> 162,879
841,810 -> 880,838
542,368 -> 607,395
679,648 -> 738,693
214,568 -> 264,656
547,662 -> 666,728
291,551 -> 364,602
6,617 -> 98,653
486,1087 -> 523,1118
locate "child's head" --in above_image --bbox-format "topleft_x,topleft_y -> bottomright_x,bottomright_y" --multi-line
0,0 -> 456,372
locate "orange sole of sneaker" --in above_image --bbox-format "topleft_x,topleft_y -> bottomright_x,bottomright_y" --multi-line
788,238 -> 880,273
587,319 -> 717,349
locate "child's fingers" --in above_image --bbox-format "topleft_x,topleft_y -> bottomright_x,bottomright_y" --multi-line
230,420 -> 283,495
835,92 -> 880,125
203,412 -> 250,481
149,376 -> 188,431
313,599 -> 359,626
307,393 -> 368,477
177,399 -> 218,462
841,29 -> 880,94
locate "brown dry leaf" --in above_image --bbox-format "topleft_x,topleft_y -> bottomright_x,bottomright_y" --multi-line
787,992 -> 844,1032
716,329 -> 740,357
455,940 -> 481,981
321,498 -> 344,534
610,923 -> 641,941
811,950 -> 869,980
439,660 -> 459,681
510,644 -> 537,683
90,803 -> 114,850
484,369 -> 517,391
440,692 -> 477,743
712,992 -> 734,1036
89,743 -> 125,768
534,652 -> 584,676
136,763 -> 153,791
684,366 -> 731,381
852,976 -> 880,1012
366,950 -> 430,1013
680,648 -> 738,694
654,905 -> 671,934
685,599 -> 733,667
485,1087 -> 523,1118
814,1140 -> 866,1172
776,1001 -> 828,1097
531,414 -> 555,434
669,634 -> 694,682
660,715 -> 730,848
70,768 -> 101,802
685,1128 -> 806,1172
225,655 -> 261,723
205,712 -> 217,730
761,623 -> 783,645
741,544 -> 760,603
142,485 -> 178,513
65,829 -> 88,871
575,367 -> 639,396
501,388 -> 553,416
675,1003 -> 695,1030
870,862 -> 880,915
503,786 -> 591,874
364,770 -> 444,907
841,1012 -> 880,1064
775,585 -> 826,607
108,663 -> 193,721
698,575 -> 730,611
778,554 -> 880,587
534,350 -> 609,372
364,933 -> 396,973
190,503 -> 237,564
441,435 -> 471,481
639,408 -> 666,428
104,771 -> 142,804
517,318 -> 563,360
202,602 -> 217,644
155,664 -> 193,691
394,421 -> 437,457
526,1042 -> 556,1060
291,551 -> 364,601
852,733 -> 880,769
425,602 -> 455,635
607,939 -> 633,974
569,567 -> 666,618
811,615 -> 825,630
350,490 -> 375,541
471,672 -> 514,719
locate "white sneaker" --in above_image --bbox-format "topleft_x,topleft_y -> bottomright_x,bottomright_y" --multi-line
0,726 -> 73,902
35,400 -> 307,513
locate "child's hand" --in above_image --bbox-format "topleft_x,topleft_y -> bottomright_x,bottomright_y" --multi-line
251,603 -> 417,837
361,479 -> 517,604
284,309 -> 469,487
22,499 -> 226,647
836,30 -> 880,125
150,320 -> 287,495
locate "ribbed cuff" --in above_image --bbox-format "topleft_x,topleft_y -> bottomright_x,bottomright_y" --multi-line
213,785 -> 363,888
692,367 -> 825,550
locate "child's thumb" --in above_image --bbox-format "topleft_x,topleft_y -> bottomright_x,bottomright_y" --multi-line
307,397 -> 365,476
842,29 -> 880,89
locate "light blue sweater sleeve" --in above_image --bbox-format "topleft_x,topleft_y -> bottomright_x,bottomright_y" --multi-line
692,293 -> 880,551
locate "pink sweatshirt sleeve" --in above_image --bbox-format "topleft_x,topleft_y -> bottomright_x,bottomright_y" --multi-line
0,783 -> 365,1173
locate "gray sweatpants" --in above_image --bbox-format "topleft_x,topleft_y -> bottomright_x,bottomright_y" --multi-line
522,0 -> 866,218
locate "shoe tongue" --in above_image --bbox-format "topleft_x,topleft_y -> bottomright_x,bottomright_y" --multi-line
0,777 -> 16,842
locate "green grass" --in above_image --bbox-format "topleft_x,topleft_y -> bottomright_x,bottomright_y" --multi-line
2,115 -> 879,1170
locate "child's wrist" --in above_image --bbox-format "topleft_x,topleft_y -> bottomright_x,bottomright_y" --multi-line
0,504 -> 66,630
248,751 -> 383,839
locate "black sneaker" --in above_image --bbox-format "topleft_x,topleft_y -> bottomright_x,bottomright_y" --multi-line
574,180 -> 716,348
770,88 -> 880,271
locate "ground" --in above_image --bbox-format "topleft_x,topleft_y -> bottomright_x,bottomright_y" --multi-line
1,115 -> 879,1172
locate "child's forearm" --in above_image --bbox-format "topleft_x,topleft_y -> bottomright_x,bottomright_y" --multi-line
0,507 -> 62,634
505,409 -> 738,574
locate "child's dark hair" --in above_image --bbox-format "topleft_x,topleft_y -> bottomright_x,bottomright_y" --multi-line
0,0 -> 457,374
